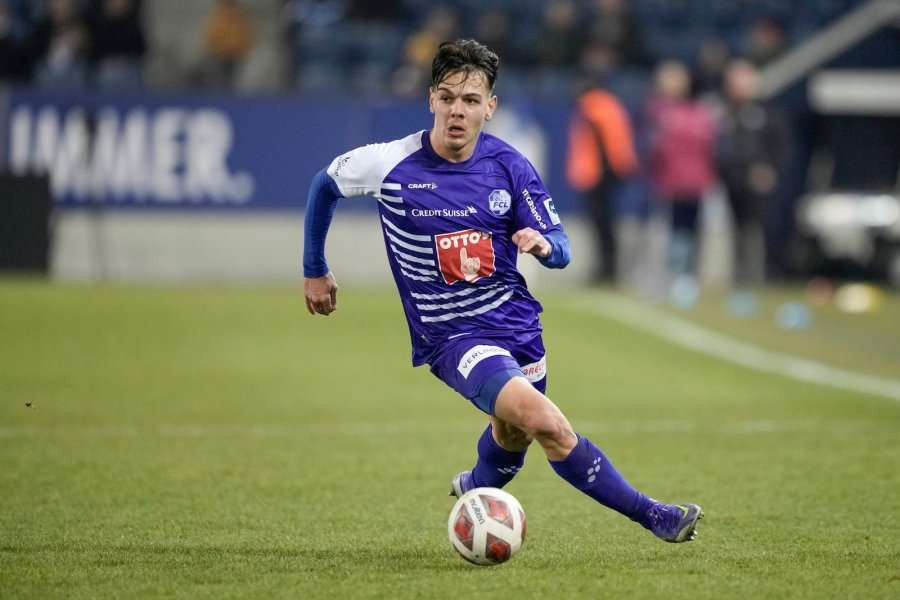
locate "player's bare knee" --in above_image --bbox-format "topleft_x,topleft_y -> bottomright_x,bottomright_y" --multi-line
499,425 -> 533,451
517,409 -> 560,442
490,417 -> 532,451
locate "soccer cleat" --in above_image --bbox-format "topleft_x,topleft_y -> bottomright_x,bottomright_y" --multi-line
646,502 -> 704,543
449,470 -> 476,498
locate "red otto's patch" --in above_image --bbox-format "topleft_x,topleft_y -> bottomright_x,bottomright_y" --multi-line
434,229 -> 495,285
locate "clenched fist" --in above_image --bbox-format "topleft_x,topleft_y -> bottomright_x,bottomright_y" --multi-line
304,272 -> 339,316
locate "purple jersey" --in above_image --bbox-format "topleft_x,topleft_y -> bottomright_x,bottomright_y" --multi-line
327,130 -> 565,366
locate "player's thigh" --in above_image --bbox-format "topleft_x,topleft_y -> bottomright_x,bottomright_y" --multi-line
493,377 -> 572,440
429,338 -> 524,415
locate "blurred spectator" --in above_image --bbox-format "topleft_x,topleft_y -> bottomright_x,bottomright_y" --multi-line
586,0 -> 648,68
202,0 -> 254,89
87,0 -> 146,89
30,0 -> 90,89
534,0 -> 583,67
567,81 -> 639,284
391,4 -> 459,97
0,0 -> 32,82
577,39 -> 621,82
283,0 -> 346,29
745,16 -> 786,67
646,61 -> 717,295
716,59 -> 791,288
345,0 -> 406,23
694,37 -> 730,96
473,9 -> 511,67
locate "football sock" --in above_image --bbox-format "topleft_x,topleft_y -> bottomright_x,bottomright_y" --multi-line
470,424 -> 526,489
549,435 -> 655,527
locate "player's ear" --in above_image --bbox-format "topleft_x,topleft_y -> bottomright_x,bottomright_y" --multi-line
485,94 -> 498,121
428,87 -> 435,114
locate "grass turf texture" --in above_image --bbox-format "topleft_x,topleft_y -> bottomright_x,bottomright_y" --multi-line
1,281 -> 898,599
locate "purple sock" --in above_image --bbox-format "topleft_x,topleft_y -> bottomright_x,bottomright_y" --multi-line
470,425 -> 526,489
549,435 -> 655,527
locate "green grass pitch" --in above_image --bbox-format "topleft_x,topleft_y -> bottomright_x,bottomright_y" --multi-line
1,281 -> 898,598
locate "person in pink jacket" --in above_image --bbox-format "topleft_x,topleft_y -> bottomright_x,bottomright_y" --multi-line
646,61 -> 717,302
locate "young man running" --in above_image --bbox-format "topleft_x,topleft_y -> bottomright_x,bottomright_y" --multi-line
303,39 -> 702,543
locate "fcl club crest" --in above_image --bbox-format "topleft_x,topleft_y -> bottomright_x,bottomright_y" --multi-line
435,229 -> 496,284
488,189 -> 511,216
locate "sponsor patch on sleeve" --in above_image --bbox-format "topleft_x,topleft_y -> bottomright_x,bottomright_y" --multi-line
543,198 -> 561,225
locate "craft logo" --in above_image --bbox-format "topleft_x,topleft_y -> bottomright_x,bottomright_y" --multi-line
434,229 -> 495,285
407,182 -> 438,189
488,189 -> 511,216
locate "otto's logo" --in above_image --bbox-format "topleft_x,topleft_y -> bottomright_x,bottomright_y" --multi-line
435,229 -> 495,284
407,182 -> 438,190
488,189 -> 511,216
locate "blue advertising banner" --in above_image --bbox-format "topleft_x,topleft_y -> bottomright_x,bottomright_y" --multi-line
1,89 -> 579,212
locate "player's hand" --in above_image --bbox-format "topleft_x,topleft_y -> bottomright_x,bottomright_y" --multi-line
511,228 -> 551,258
304,272 -> 338,316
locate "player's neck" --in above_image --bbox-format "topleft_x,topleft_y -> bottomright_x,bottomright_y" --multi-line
429,129 -> 479,163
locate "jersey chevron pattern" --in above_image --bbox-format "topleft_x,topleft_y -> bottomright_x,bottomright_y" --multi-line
326,130 -> 565,366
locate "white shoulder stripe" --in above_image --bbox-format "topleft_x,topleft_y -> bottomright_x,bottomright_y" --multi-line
400,269 -> 435,282
415,285 -> 507,311
378,194 -> 404,203
396,259 -> 438,277
381,216 -> 432,242
384,231 -> 433,254
419,290 -> 514,323
326,131 -> 423,198
409,282 -> 502,300
378,199 -> 406,216
390,245 -> 435,266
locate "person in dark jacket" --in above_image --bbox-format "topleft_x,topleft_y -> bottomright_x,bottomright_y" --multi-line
716,59 -> 791,289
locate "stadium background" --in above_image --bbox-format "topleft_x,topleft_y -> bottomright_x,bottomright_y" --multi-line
2,1 -> 899,598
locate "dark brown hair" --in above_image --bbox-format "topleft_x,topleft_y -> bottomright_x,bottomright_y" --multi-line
431,38 -> 500,91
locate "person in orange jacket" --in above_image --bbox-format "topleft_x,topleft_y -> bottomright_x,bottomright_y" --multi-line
566,82 -> 638,283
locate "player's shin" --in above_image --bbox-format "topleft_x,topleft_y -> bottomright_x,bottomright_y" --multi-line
470,424 -> 526,488
549,435 -> 655,526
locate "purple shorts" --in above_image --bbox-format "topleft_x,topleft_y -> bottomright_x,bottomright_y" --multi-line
428,333 -> 547,415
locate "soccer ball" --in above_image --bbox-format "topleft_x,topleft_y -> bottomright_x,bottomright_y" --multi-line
447,487 -> 526,565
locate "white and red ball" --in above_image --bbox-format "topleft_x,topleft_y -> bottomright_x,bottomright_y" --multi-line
447,487 -> 526,565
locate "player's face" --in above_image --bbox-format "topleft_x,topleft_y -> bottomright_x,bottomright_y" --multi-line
428,70 -> 497,162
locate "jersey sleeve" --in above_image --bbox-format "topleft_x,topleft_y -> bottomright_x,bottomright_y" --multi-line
325,131 -> 425,198
325,143 -> 389,198
510,157 -> 564,235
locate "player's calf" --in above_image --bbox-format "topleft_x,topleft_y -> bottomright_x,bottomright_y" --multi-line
449,423 -> 528,497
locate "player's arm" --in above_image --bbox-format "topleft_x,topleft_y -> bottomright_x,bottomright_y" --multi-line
303,168 -> 341,316
511,228 -> 571,269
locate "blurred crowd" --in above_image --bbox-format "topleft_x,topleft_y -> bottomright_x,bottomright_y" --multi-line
0,0 -> 147,89
0,0 -> 859,94
0,0 -> 258,90
0,0 -> 875,293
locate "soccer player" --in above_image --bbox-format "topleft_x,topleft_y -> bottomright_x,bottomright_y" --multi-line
303,39 -> 702,543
